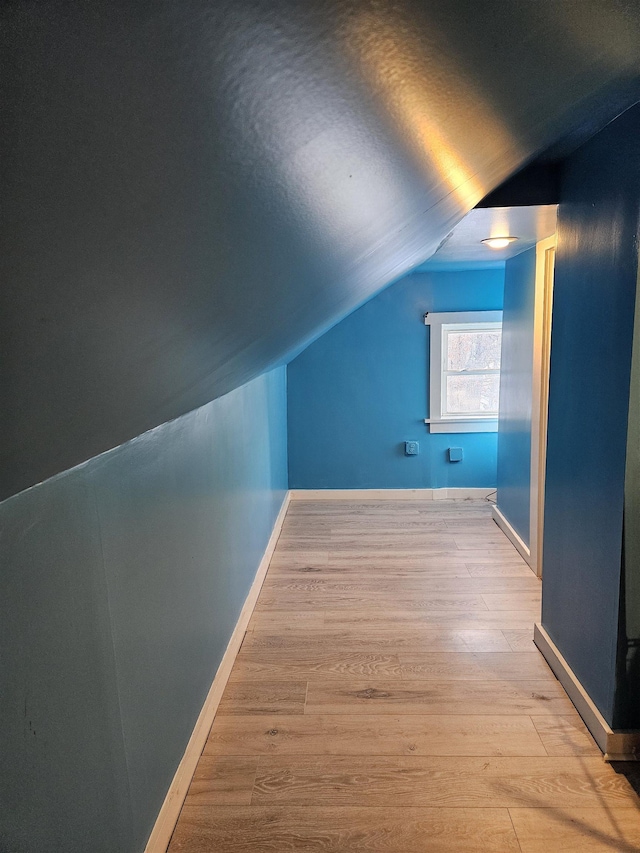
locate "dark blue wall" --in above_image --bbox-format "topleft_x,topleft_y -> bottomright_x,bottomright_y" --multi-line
496,247 -> 537,546
542,106 -> 640,726
621,265 -> 640,729
288,268 -> 504,490
0,368 -> 288,853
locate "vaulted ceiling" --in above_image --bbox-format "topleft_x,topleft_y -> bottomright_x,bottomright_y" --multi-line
2,0 -> 639,498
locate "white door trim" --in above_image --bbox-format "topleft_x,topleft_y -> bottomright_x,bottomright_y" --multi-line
529,235 -> 557,577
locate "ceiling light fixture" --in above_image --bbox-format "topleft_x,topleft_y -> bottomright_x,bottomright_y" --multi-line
481,236 -> 519,250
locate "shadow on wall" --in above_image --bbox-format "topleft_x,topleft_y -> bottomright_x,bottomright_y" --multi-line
615,519 -> 640,729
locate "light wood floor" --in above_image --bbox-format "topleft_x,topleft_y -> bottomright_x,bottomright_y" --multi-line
168,500 -> 640,853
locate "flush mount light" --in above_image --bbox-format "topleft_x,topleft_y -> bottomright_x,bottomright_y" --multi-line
481,236 -> 519,250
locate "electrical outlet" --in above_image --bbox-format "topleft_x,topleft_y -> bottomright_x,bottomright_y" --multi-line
405,441 -> 419,456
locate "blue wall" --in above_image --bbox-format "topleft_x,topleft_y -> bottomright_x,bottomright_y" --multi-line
622,265 -> 640,729
288,268 -> 504,489
0,367 -> 288,853
496,247 -> 537,545
542,105 -> 640,727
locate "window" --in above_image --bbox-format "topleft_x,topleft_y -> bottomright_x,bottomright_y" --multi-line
424,311 -> 502,433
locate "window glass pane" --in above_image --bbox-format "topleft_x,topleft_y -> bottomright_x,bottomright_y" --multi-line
446,374 -> 500,414
447,330 -> 502,371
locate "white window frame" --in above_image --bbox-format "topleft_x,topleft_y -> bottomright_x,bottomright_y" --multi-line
424,311 -> 503,434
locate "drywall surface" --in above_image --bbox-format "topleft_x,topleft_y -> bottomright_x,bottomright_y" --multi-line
542,105 -> 640,726
288,268 -> 504,489
2,0 -> 640,499
0,368 -> 287,853
496,247 -> 536,546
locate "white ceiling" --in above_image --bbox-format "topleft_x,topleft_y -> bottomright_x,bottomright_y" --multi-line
416,205 -> 558,270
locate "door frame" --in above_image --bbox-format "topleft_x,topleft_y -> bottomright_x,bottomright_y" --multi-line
529,235 -> 557,577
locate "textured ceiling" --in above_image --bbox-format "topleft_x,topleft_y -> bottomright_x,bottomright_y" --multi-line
419,205 -> 559,269
1,0 -> 640,498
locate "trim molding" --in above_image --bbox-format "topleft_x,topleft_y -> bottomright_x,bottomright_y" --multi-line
529,236 -> 556,578
289,488 -> 495,501
492,505 -> 532,566
534,624 -> 640,761
425,419 -> 498,434
143,490 -> 291,853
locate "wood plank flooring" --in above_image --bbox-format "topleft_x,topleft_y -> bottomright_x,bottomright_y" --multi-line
168,500 -> 640,853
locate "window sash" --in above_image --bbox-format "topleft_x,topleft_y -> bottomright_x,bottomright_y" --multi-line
441,324 -> 501,418
441,372 -> 501,418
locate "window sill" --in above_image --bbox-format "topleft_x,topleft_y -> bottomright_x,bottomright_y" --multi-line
424,418 -> 498,434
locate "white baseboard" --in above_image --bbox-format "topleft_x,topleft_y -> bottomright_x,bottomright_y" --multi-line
492,505 -> 532,566
143,490 -> 291,853
534,624 -> 640,761
289,488 -> 496,501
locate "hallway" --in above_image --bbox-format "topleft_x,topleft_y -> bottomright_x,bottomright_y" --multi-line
168,499 -> 640,852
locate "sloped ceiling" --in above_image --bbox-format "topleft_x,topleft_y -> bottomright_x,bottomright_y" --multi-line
418,205 -> 559,269
1,0 -> 639,499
